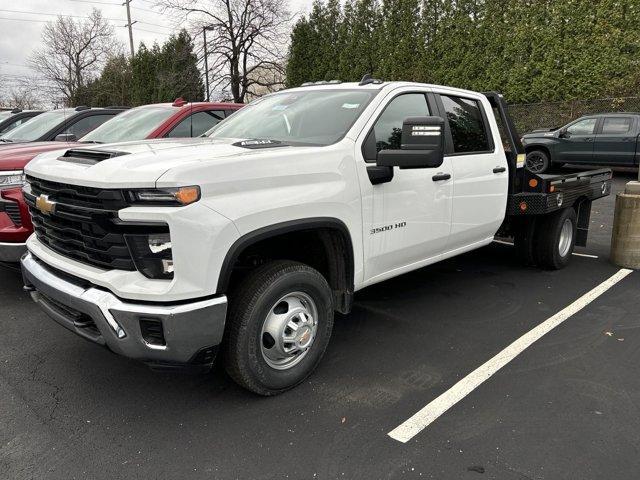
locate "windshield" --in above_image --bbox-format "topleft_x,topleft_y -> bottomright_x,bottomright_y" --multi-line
209,89 -> 376,146
1,109 -> 70,142
81,105 -> 176,143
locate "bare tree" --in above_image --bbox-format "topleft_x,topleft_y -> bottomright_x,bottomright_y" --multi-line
7,77 -> 44,109
29,9 -> 120,106
158,0 -> 290,103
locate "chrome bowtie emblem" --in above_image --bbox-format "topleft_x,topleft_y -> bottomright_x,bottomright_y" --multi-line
35,194 -> 56,215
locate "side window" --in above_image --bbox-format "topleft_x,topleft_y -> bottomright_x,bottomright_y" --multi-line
566,118 -> 597,135
63,114 -> 114,138
372,93 -> 430,157
441,95 -> 490,153
167,111 -> 226,138
601,117 -> 632,134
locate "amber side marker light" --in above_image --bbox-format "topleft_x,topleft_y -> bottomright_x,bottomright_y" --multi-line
174,186 -> 200,205
528,179 -> 538,188
519,202 -> 528,212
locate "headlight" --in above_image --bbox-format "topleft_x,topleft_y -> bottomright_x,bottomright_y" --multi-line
0,170 -> 26,189
127,186 -> 200,206
125,232 -> 174,279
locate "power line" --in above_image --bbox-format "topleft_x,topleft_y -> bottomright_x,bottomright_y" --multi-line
68,0 -> 164,15
0,8 -> 173,30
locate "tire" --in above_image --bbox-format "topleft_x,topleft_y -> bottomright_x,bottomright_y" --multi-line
526,149 -> 551,174
224,260 -> 334,396
513,219 -> 538,266
533,208 -> 577,270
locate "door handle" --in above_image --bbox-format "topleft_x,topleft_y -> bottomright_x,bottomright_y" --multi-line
493,166 -> 506,173
584,137 -> 593,142
432,173 -> 451,182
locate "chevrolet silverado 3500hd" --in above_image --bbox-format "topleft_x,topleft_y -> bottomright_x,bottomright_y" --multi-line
21,80 -> 612,395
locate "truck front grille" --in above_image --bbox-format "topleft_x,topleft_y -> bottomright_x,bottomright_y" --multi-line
24,176 -> 166,271
0,199 -> 22,226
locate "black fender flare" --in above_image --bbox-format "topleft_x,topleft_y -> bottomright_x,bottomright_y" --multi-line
216,217 -> 355,296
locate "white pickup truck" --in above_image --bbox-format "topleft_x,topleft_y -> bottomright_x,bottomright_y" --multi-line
21,80 -> 612,395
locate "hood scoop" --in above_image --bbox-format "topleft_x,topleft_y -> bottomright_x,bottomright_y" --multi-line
58,148 -> 128,166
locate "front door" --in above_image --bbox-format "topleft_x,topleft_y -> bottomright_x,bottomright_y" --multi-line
593,116 -> 637,165
355,90 -> 453,285
555,117 -> 597,164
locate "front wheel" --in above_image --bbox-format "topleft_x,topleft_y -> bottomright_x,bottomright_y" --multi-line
526,149 -> 551,174
224,260 -> 334,395
534,208 -> 577,270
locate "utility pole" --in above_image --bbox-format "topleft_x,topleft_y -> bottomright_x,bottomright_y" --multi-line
203,26 -> 210,102
124,0 -> 136,57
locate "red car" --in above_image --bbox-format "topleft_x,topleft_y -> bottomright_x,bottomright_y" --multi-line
0,99 -> 242,262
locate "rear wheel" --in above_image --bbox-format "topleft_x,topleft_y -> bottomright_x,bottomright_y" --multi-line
534,208 -> 577,270
526,149 -> 551,174
224,260 -> 334,395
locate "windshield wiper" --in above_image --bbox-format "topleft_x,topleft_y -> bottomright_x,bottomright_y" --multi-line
79,140 -> 103,144
0,138 -> 13,143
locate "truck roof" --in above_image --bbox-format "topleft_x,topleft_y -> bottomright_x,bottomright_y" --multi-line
287,80 -> 484,98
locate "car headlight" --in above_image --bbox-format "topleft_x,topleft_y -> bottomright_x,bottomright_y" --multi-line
125,232 -> 174,279
0,170 -> 26,189
127,186 -> 200,206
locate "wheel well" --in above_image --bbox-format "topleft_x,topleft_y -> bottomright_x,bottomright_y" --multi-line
218,221 -> 354,314
525,145 -> 551,160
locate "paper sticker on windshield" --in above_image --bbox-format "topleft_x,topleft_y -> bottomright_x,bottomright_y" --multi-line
272,105 -> 288,111
342,103 -> 360,109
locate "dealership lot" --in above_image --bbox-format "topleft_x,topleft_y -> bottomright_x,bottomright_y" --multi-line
1,170 -> 639,480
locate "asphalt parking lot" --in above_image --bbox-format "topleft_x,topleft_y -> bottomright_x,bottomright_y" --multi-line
2,170 -> 639,480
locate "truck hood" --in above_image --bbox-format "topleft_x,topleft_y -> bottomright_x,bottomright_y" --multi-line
522,128 -> 560,140
24,137 -> 292,188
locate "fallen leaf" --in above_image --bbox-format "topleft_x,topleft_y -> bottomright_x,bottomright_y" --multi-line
604,331 -> 613,336
341,417 -> 346,424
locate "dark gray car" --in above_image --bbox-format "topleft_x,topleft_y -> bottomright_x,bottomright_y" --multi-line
522,113 -> 640,173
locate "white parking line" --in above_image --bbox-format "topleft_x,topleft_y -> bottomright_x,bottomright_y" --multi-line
388,268 -> 633,443
492,240 -> 599,259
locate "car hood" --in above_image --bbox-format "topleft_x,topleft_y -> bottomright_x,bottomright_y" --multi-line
522,128 -> 559,139
24,137 -> 299,188
0,141 -> 82,170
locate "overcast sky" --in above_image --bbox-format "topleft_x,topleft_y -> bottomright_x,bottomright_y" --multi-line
0,0 -> 313,92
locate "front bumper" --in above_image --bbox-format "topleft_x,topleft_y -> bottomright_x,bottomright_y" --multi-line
21,252 -> 228,367
0,241 -> 26,262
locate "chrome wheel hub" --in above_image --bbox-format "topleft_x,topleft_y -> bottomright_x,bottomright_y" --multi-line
260,292 -> 318,370
558,218 -> 573,257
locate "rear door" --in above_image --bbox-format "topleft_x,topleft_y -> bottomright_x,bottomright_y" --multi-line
555,117 -> 597,164
593,116 -> 637,165
436,92 -> 508,251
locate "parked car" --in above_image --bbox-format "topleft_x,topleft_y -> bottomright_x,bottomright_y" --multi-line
0,109 -> 44,136
19,81 -> 611,395
0,100 -> 242,263
522,112 -> 640,173
0,106 -> 128,147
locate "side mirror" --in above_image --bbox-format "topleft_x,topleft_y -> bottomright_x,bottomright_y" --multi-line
558,128 -> 568,139
55,133 -> 77,142
377,116 -> 445,169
